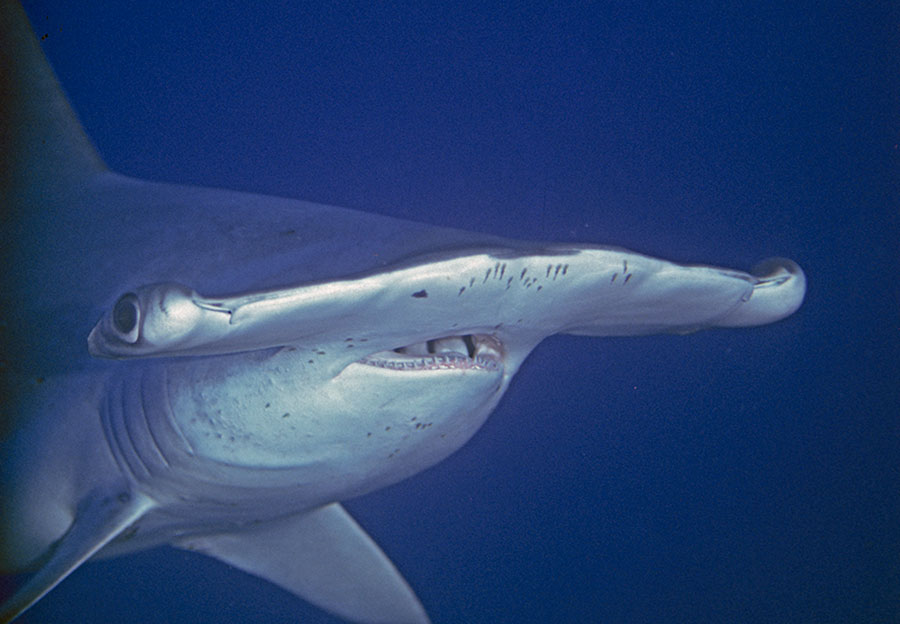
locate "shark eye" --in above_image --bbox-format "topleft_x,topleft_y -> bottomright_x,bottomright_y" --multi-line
112,293 -> 141,343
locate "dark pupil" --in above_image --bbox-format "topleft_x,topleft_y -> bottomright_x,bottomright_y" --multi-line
113,297 -> 138,334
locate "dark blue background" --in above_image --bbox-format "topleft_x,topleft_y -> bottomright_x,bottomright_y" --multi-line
14,1 -> 899,622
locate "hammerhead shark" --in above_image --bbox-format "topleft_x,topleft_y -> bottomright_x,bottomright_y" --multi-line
0,3 -> 805,622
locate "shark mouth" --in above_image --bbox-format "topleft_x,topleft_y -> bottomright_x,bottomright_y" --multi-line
361,334 -> 503,371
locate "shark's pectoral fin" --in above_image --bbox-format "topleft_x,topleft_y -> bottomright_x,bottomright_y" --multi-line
0,487 -> 154,624
174,503 -> 430,624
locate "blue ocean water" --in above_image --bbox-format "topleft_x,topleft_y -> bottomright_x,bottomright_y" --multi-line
11,1 -> 898,622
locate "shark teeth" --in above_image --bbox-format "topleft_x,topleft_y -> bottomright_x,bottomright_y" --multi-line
361,334 -> 502,371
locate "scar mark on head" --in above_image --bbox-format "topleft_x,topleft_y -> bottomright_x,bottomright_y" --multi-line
458,287 -> 466,296
484,269 -> 492,283
520,268 -> 527,280
499,263 -> 506,280
611,273 -> 618,283
412,290 -> 428,298
623,274 -> 632,284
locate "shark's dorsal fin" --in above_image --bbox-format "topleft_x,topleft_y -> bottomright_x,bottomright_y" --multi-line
0,1 -> 106,198
0,486 -> 154,623
175,503 -> 431,624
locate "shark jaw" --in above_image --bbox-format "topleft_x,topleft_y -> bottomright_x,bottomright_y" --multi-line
361,334 -> 504,372
154,334 -> 509,478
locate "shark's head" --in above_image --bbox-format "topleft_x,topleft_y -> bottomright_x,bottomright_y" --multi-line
84,247 -> 804,506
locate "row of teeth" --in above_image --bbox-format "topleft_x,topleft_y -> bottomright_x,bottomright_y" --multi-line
361,335 -> 502,371
363,353 -> 501,371
396,336 -> 477,358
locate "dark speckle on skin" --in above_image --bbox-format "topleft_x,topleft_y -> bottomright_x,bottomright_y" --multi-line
412,290 -> 428,298
282,413 -> 290,418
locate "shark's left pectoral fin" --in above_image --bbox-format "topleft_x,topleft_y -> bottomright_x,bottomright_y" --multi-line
175,503 -> 430,624
0,487 -> 154,624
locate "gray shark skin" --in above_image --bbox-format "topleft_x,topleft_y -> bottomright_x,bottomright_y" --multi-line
0,2 -> 805,623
